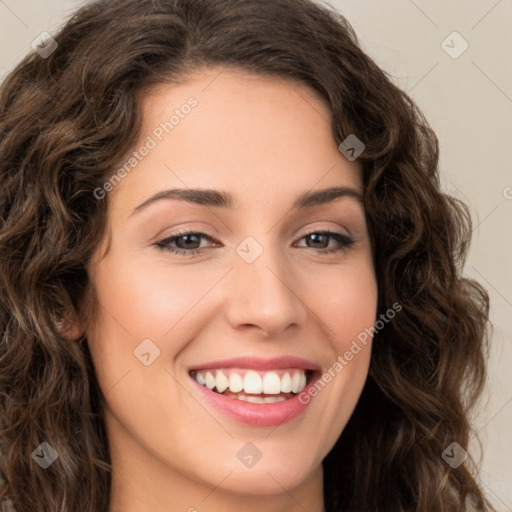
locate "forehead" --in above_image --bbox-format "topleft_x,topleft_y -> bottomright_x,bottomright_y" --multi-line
136,67 -> 335,157
140,66 -> 331,120
110,67 -> 362,213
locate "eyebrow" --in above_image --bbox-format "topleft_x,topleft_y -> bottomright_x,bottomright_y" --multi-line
129,185 -> 363,217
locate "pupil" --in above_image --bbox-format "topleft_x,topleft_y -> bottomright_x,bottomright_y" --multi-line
178,234 -> 199,249
309,233 -> 326,248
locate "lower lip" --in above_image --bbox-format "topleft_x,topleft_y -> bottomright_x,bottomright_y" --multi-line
190,374 -> 318,427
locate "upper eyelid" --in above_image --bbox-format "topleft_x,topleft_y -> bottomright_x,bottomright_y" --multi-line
155,220 -> 354,240
154,227 -> 353,246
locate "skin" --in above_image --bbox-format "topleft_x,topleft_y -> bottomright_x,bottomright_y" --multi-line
77,67 -> 378,512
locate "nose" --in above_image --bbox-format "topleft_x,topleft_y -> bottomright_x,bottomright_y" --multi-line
223,238 -> 308,339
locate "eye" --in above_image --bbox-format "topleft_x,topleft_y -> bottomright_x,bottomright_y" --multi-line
294,231 -> 355,254
152,229 -> 355,257
153,229 -> 216,257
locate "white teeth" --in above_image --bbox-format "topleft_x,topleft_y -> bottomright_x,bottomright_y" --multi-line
280,372 -> 292,393
244,370 -> 263,394
245,395 -> 266,404
291,371 -> 301,393
264,396 -> 287,403
195,372 -> 206,386
192,368 -> 310,395
228,372 -> 244,393
262,372 -> 281,394
205,371 -> 216,390
215,370 -> 229,393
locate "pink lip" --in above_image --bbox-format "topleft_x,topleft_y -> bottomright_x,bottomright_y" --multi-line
189,355 -> 320,372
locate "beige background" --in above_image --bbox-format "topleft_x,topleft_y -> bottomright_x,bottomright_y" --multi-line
1,0 -> 510,509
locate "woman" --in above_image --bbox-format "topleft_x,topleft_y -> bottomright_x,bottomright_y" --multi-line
0,0 -> 494,510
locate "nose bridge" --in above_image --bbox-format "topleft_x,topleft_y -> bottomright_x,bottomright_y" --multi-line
225,233 -> 305,336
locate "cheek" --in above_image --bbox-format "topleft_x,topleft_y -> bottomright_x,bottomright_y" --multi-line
88,250 -> 220,338
303,255 -> 378,351
85,251 -> 228,396
298,255 -> 377,415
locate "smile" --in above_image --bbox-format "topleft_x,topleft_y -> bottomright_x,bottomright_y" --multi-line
188,357 -> 321,427
190,368 -> 310,403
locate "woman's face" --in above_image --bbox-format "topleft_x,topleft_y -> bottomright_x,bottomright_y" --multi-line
85,67 -> 378,505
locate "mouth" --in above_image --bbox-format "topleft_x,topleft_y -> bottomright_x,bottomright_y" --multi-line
189,367 -> 315,404
187,357 -> 321,427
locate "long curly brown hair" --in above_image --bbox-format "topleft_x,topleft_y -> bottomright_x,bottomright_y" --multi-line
0,0 -> 494,510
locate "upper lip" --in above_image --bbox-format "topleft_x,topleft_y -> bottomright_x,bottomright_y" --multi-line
189,356 -> 321,372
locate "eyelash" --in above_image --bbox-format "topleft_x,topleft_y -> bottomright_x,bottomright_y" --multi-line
152,228 -> 355,257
